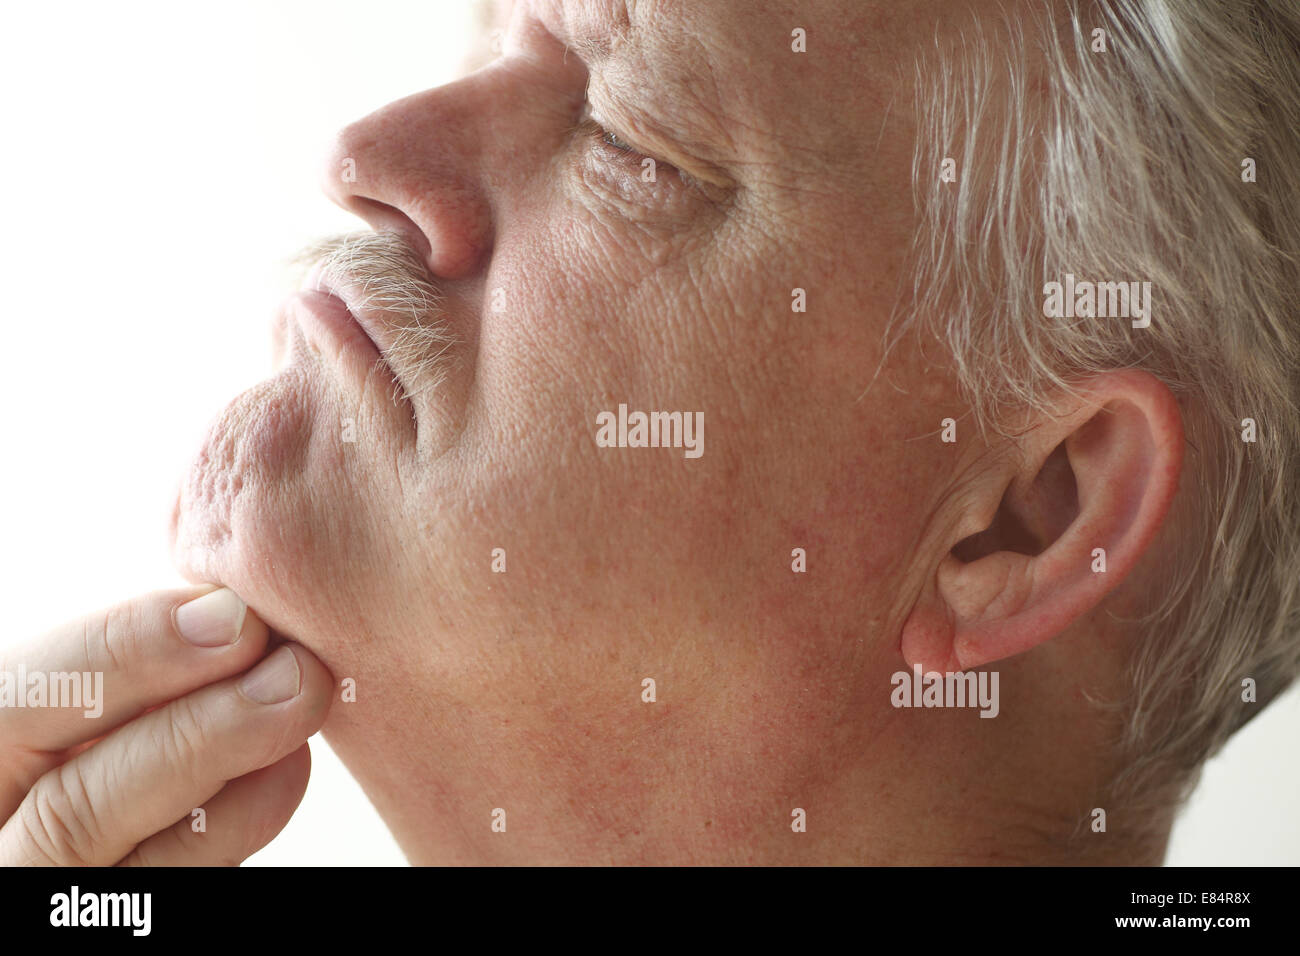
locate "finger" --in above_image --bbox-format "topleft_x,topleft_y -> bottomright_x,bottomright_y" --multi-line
118,744 -> 311,867
0,586 -> 270,755
0,643 -> 332,866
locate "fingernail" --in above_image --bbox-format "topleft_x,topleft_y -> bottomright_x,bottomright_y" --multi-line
175,588 -> 247,647
240,647 -> 301,705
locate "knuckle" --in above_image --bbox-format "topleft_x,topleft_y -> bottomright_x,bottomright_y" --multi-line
159,697 -> 212,777
21,763 -> 105,866
85,603 -> 143,674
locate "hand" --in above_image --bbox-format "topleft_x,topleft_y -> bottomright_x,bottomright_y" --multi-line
0,587 -> 333,865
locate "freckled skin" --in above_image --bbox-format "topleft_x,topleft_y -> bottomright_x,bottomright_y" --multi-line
169,0 -> 1167,864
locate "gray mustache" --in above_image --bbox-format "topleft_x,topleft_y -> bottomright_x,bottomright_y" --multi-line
293,231 -> 456,399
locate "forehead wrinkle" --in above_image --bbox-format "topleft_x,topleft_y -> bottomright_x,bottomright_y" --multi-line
560,0 -> 742,177
559,0 -> 632,61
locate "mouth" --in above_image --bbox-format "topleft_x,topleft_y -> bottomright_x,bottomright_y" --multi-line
296,288 -> 382,358
276,267 -> 400,392
279,233 -> 455,406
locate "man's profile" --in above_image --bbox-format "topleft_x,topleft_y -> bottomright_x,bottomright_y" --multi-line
0,0 -> 1297,868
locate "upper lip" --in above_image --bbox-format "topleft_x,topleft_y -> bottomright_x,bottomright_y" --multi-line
301,265 -> 388,355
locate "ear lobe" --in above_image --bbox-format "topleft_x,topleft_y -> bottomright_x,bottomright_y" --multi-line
901,371 -> 1184,673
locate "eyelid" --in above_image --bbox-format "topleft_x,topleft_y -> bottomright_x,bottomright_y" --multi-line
577,101 -> 650,158
582,89 -> 737,192
575,93 -> 737,205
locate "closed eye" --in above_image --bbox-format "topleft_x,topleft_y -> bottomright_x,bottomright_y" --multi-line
574,101 -> 669,169
599,125 -> 637,153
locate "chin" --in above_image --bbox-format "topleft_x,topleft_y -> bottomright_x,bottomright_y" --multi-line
169,369 -> 317,582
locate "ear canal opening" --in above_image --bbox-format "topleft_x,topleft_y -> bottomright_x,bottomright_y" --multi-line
951,439 -> 1079,563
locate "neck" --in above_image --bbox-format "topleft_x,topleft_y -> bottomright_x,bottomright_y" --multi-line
320,640 -> 1157,865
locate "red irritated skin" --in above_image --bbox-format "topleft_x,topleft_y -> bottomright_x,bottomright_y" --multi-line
170,0 -> 1184,865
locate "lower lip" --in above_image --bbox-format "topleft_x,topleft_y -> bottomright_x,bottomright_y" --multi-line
289,290 -> 383,365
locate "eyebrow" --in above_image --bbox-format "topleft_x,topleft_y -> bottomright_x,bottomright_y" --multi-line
551,0 -> 738,186
559,0 -> 634,63
564,32 -> 615,63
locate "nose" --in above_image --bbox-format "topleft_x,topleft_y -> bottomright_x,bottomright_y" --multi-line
321,77 -> 494,280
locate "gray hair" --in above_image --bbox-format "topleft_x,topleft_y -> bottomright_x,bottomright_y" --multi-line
901,0 -> 1300,833
295,232 -> 453,401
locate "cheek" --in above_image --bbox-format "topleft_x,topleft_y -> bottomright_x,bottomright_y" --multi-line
451,209 -> 895,629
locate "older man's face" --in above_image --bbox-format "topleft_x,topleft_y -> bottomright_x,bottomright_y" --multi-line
171,0 -> 952,767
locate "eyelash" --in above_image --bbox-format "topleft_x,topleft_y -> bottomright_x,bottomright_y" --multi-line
575,103 -> 666,172
577,117 -> 643,164
570,101 -> 717,217
596,123 -> 637,154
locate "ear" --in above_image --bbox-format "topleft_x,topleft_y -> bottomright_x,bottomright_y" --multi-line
901,370 -> 1183,673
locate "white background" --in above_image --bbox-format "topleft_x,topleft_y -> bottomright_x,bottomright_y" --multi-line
0,0 -> 1295,866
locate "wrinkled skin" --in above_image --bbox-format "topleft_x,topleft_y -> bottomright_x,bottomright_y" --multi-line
171,0 -> 1168,864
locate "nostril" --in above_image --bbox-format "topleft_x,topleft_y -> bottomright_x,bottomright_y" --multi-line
345,197 -> 434,263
